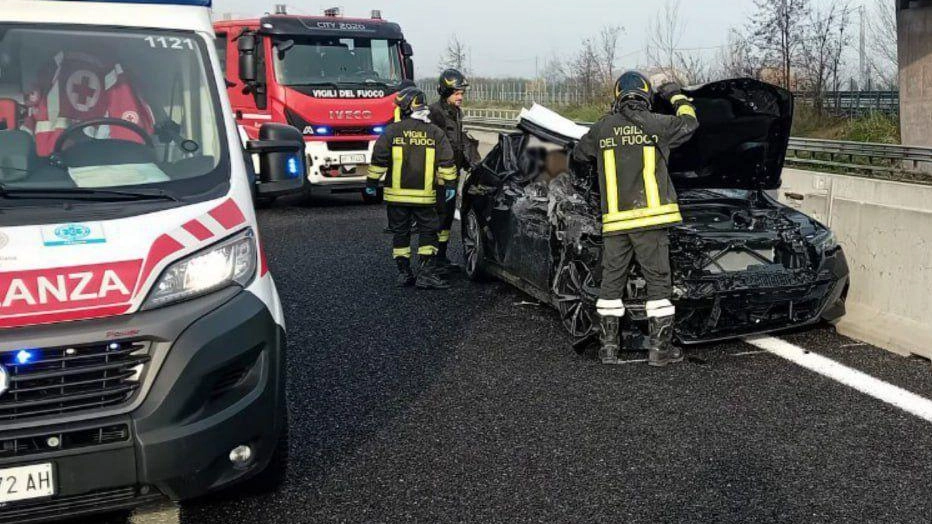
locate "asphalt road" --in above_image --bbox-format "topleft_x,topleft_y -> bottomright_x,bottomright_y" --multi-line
70,193 -> 932,524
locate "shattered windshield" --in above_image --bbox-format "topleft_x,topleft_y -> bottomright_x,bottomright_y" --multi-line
273,36 -> 403,86
0,25 -> 226,199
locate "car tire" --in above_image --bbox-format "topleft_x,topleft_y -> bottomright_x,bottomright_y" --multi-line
552,257 -> 599,345
463,209 -> 487,281
361,188 -> 384,204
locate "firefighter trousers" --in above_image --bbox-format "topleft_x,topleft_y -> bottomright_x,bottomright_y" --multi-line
600,229 -> 672,302
387,204 -> 440,259
436,181 -> 458,247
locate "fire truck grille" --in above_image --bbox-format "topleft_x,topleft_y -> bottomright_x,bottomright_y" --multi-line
0,341 -> 150,422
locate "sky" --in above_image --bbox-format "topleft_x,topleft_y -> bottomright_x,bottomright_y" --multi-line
211,0 -> 869,79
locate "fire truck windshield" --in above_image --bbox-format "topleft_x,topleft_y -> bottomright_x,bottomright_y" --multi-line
0,25 -> 227,203
273,36 -> 404,87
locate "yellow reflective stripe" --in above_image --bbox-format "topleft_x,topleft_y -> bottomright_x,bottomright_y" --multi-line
368,165 -> 388,180
642,146 -> 661,208
385,187 -> 436,197
602,149 -> 619,214
424,147 -> 435,190
437,166 -> 458,181
670,94 -> 689,104
676,104 -> 697,118
384,194 -> 436,205
393,247 -> 412,258
603,212 -> 683,233
603,203 -> 681,223
391,146 -> 403,190
438,230 -> 451,243
394,107 -> 401,122
417,245 -> 439,256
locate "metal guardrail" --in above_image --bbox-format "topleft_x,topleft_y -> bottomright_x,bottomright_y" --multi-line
462,108 -> 932,183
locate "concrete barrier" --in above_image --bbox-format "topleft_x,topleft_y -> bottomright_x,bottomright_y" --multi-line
778,169 -> 932,361
470,128 -> 932,359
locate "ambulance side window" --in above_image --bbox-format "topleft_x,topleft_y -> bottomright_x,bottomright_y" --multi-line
215,33 -> 227,75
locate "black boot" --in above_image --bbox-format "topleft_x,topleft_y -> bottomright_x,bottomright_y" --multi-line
395,258 -> 415,287
436,242 -> 460,276
647,314 -> 683,367
598,315 -> 621,365
415,256 -> 450,290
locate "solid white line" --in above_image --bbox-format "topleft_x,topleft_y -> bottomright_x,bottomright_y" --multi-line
745,336 -> 932,423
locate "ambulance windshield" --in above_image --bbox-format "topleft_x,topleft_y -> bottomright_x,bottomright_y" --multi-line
0,26 -> 226,198
273,37 -> 403,87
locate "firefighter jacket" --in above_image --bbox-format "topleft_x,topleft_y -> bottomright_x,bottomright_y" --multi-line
428,100 -> 469,171
572,98 -> 698,235
367,117 -> 456,205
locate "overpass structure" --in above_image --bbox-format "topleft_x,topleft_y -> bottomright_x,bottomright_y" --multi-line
898,1 -> 932,147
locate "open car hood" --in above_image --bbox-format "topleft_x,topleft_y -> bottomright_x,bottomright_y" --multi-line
517,78 -> 793,190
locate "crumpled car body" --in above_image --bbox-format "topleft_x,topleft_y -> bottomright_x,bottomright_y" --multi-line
461,78 -> 849,348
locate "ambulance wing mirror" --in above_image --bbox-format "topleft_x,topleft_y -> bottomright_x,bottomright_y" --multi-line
246,123 -> 306,197
237,32 -> 258,84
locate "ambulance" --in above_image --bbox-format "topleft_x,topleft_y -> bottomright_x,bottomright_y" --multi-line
0,1 -> 303,521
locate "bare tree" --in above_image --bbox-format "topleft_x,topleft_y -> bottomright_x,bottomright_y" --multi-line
598,25 -> 624,85
748,0 -> 811,90
645,0 -> 710,84
572,38 -> 602,104
866,0 -> 898,88
715,29 -> 761,79
799,2 -> 852,113
440,34 -> 469,74
541,53 -> 567,85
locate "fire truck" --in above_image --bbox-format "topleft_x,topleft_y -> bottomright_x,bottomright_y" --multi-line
214,6 -> 416,203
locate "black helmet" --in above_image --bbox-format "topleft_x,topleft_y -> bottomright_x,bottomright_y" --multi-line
395,87 -> 428,117
614,70 -> 653,109
438,68 -> 469,99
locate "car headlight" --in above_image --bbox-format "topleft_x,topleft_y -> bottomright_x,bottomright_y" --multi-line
142,229 -> 257,310
810,229 -> 838,251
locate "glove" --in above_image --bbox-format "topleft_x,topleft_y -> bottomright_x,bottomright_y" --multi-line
656,82 -> 683,103
445,188 -> 456,202
365,187 -> 378,197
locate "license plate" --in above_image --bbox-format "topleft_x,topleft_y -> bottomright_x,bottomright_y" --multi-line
0,463 -> 54,504
340,154 -> 366,164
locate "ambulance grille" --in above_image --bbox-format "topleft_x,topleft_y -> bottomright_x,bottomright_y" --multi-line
0,341 -> 150,422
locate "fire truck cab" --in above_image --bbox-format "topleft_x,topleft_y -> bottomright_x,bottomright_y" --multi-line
214,7 -> 415,203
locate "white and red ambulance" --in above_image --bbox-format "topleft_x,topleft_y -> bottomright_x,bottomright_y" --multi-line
0,1 -> 303,521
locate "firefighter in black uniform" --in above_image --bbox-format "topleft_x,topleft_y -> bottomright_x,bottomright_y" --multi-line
572,71 -> 699,366
428,68 -> 470,274
367,88 -> 458,289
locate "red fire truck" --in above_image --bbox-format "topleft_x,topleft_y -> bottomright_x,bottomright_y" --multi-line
214,7 -> 414,203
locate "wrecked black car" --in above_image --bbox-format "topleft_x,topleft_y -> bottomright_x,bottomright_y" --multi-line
461,78 -> 849,348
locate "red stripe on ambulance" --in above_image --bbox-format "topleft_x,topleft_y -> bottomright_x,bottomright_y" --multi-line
135,234 -> 184,297
182,219 -> 213,241
208,199 -> 246,230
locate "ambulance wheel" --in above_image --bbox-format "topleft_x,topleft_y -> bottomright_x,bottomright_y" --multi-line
361,188 -> 383,204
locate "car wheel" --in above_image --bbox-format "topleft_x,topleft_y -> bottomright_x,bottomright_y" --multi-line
553,258 -> 599,342
361,188 -> 383,204
463,209 -> 487,281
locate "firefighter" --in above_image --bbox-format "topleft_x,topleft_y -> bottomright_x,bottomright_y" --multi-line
367,87 -> 458,290
428,68 -> 470,275
571,71 -> 699,366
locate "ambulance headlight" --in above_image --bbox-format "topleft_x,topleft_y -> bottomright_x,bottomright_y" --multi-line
142,229 -> 257,310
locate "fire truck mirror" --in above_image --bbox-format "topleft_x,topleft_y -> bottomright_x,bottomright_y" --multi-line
401,41 -> 414,57
247,124 -> 306,196
404,57 -> 414,81
237,34 -> 258,84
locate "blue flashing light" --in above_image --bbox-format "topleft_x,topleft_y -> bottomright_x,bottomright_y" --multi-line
314,126 -> 332,136
372,126 -> 385,135
287,156 -> 301,178
15,350 -> 35,365
58,0 -> 211,6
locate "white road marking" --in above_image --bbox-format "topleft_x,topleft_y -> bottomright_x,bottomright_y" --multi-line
732,350 -> 769,357
745,336 -> 932,424
131,501 -> 180,524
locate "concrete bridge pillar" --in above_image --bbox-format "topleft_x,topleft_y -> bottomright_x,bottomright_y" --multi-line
898,1 -> 932,147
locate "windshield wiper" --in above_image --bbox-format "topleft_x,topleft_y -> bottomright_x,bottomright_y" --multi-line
0,185 -> 184,203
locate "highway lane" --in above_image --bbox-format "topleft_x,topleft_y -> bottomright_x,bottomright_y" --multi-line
66,193 -> 932,523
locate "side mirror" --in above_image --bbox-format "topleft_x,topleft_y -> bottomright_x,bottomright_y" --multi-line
237,33 -> 258,84
401,42 -> 414,57
246,123 -> 306,196
403,57 -> 414,81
